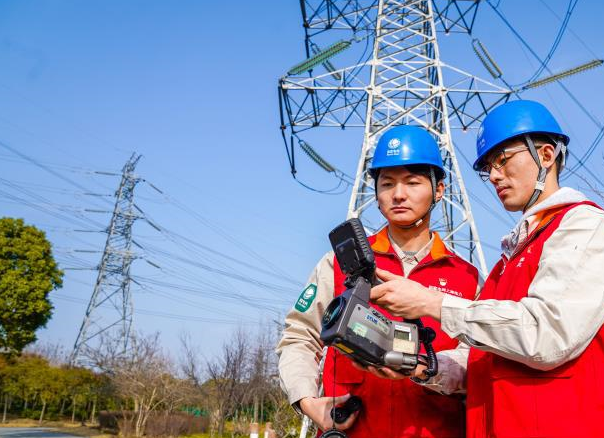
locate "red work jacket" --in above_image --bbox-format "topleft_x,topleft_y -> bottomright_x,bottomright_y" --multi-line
466,201 -> 604,438
323,228 -> 479,438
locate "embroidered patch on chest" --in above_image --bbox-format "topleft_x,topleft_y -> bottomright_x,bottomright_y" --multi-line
295,284 -> 317,312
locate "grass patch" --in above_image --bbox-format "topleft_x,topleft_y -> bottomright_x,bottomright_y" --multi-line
0,418 -> 113,438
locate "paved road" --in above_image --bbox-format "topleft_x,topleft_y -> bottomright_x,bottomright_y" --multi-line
0,428 -> 81,438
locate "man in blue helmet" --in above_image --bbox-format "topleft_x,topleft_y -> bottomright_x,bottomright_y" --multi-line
361,100 -> 604,437
277,125 -> 479,438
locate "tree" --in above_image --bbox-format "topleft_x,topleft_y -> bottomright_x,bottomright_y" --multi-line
247,323 -> 302,438
30,362 -> 63,423
0,218 -> 63,354
92,332 -> 189,437
60,366 -> 98,423
0,352 -> 109,425
180,323 -> 303,438
205,329 -> 249,437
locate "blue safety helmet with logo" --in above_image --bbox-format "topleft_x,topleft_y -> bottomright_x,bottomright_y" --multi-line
369,125 -> 445,228
369,125 -> 444,178
475,100 -> 569,210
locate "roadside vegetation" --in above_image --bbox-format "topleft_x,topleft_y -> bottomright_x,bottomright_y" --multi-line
0,327 -> 301,437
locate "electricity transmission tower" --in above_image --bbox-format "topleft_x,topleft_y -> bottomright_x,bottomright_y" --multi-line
70,153 -> 142,365
279,0 -> 514,275
280,4 -> 602,436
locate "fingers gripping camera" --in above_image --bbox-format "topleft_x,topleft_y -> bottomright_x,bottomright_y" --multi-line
320,218 -> 437,376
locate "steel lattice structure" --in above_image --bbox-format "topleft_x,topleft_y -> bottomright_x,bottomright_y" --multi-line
279,0 -> 514,274
70,154 -> 141,365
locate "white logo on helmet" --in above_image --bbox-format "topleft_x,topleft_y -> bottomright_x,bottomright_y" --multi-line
478,125 -> 484,139
388,138 -> 401,149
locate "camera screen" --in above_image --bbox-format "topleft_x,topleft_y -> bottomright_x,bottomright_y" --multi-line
336,237 -> 361,275
394,329 -> 410,341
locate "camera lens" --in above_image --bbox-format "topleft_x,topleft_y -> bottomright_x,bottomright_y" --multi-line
322,296 -> 346,329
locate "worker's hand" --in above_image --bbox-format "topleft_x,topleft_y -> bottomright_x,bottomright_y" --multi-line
299,394 -> 359,432
371,268 -> 443,320
351,361 -> 428,381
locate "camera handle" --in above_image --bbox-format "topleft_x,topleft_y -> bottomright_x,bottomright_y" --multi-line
342,276 -> 372,302
330,395 -> 362,424
406,318 -> 438,381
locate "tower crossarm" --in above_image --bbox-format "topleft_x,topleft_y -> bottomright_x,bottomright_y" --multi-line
279,1 -> 515,276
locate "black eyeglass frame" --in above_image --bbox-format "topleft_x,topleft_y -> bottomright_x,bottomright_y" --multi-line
477,144 -> 542,181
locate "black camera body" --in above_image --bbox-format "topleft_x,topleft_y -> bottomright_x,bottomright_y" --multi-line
320,219 -> 437,376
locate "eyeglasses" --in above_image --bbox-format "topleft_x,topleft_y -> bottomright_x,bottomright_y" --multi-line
477,145 -> 536,181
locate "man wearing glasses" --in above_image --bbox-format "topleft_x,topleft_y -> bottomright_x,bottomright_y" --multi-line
359,100 -> 604,437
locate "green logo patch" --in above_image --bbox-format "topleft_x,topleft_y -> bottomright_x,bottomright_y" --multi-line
295,284 -> 317,312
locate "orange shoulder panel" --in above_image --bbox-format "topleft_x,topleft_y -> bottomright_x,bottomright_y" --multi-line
429,231 -> 448,261
370,227 -> 391,253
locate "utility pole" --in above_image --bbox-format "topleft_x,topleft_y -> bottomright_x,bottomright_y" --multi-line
70,153 -> 141,365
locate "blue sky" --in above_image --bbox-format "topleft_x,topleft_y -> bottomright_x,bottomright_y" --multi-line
0,0 -> 602,361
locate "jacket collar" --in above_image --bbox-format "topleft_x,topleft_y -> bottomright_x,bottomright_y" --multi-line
501,187 -> 587,258
370,226 -> 450,262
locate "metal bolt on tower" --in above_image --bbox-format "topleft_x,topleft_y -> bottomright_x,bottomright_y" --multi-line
70,153 -> 142,365
279,0 -> 514,275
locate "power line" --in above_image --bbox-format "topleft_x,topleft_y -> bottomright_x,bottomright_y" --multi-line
137,218 -> 302,287
131,276 -> 286,314
0,152 -> 115,176
138,182 -> 302,283
54,293 -> 257,325
0,177 -> 112,197
0,187 -> 106,231
138,242 -> 298,295
134,281 -> 252,321
137,240 -> 299,295
485,0 -> 604,182
523,0 -> 580,85
536,0 -> 598,59
0,140 -> 115,208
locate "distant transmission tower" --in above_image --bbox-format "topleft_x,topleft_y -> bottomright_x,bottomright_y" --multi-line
70,153 -> 141,365
279,0 -> 515,275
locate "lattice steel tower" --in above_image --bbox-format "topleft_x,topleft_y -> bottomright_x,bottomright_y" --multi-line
70,153 -> 141,365
279,0 -> 514,275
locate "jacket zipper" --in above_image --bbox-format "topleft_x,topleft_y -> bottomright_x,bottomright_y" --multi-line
507,216 -> 557,262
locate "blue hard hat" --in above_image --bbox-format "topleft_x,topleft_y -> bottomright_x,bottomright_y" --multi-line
369,125 -> 444,177
474,100 -> 569,170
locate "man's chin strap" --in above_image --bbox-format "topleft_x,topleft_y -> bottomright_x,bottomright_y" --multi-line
523,134 -> 567,211
395,167 -> 437,230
